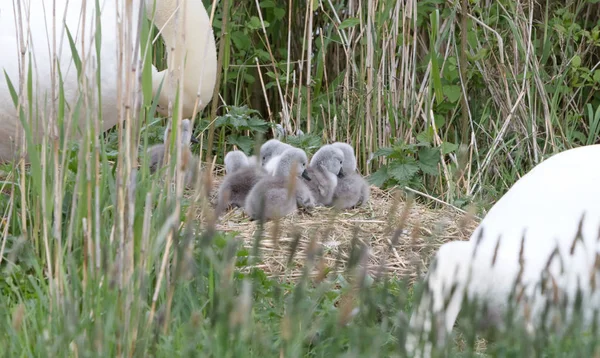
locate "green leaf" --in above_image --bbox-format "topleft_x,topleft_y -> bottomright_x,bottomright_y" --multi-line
248,16 -> 267,30
228,135 -> 255,154
416,128 -> 434,144
372,147 -> 394,158
434,114 -> 446,128
260,0 -> 276,7
572,55 -> 581,68
388,160 -> 420,184
246,117 -> 269,133
367,166 -> 389,187
442,85 -> 461,103
273,7 -> 286,20
65,27 -> 82,78
339,18 -> 360,29
417,147 -> 440,176
231,31 -> 251,51
441,141 -> 459,155
593,69 -> 600,83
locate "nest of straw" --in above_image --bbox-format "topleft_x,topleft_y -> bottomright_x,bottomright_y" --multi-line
197,169 -> 479,283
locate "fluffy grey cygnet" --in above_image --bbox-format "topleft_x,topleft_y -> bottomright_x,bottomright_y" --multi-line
146,119 -> 200,187
217,151 -> 264,213
330,142 -> 370,209
260,139 -> 294,174
302,145 -> 345,206
244,148 -> 315,221
224,150 -> 250,174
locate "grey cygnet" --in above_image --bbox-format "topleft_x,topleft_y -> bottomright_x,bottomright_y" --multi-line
330,142 -> 370,209
147,119 -> 200,187
244,148 -> 315,221
217,150 -> 265,214
260,139 -> 294,174
302,145 -> 345,206
224,150 -> 250,174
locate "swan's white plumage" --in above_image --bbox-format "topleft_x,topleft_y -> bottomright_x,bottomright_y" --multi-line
0,0 -> 138,161
0,0 -> 217,161
407,144 -> 600,357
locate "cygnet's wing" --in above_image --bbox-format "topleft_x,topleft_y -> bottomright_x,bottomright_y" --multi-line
264,155 -> 281,175
333,173 -> 369,209
147,144 -> 166,173
303,167 -> 337,205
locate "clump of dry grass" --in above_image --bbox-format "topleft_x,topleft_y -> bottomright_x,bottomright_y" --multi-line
196,169 -> 479,283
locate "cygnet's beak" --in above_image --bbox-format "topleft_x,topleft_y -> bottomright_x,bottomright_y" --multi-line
190,136 -> 199,144
337,167 -> 345,178
301,169 -> 312,181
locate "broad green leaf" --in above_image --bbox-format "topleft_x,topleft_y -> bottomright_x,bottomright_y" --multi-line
441,141 -> 459,155
231,31 -> 251,51
388,160 -> 420,184
443,85 -> 461,103
340,18 -> 360,29
434,114 -> 446,128
368,166 -> 389,187
248,16 -> 268,30
418,147 -> 440,176
572,55 -> 581,68
416,128 -> 434,144
260,0 -> 276,7
228,135 -> 255,154
593,69 -> 600,83
372,147 -> 394,158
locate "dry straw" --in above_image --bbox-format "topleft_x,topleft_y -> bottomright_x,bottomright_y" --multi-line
199,167 -> 479,283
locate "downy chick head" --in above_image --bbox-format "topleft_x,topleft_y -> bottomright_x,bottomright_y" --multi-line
224,150 -> 249,174
310,145 -> 345,178
275,148 -> 311,181
260,139 -> 291,166
331,142 -> 357,173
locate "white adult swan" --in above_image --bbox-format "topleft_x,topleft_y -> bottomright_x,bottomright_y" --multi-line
0,0 -> 217,162
406,144 -> 600,357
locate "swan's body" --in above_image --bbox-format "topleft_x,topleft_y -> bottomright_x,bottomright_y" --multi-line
0,0 -> 217,162
244,148 -> 314,221
407,144 -> 600,357
217,151 -> 264,212
331,142 -> 370,209
302,145 -> 344,206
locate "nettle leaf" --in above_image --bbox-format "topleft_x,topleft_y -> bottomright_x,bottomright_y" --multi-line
248,16 -> 267,30
368,166 -> 389,187
231,31 -> 251,51
246,117 -> 269,133
388,159 -> 420,184
418,146 -> 440,176
442,85 -> 461,103
441,141 -> 459,155
416,128 -> 434,144
373,147 -> 394,158
228,135 -> 254,154
286,134 -> 322,155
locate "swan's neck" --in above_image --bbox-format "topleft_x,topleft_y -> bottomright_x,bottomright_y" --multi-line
147,0 -> 217,118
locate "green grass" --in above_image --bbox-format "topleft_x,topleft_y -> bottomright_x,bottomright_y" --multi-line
1,0 -> 600,356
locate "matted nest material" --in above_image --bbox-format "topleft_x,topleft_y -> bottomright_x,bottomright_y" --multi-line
201,174 -> 479,282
